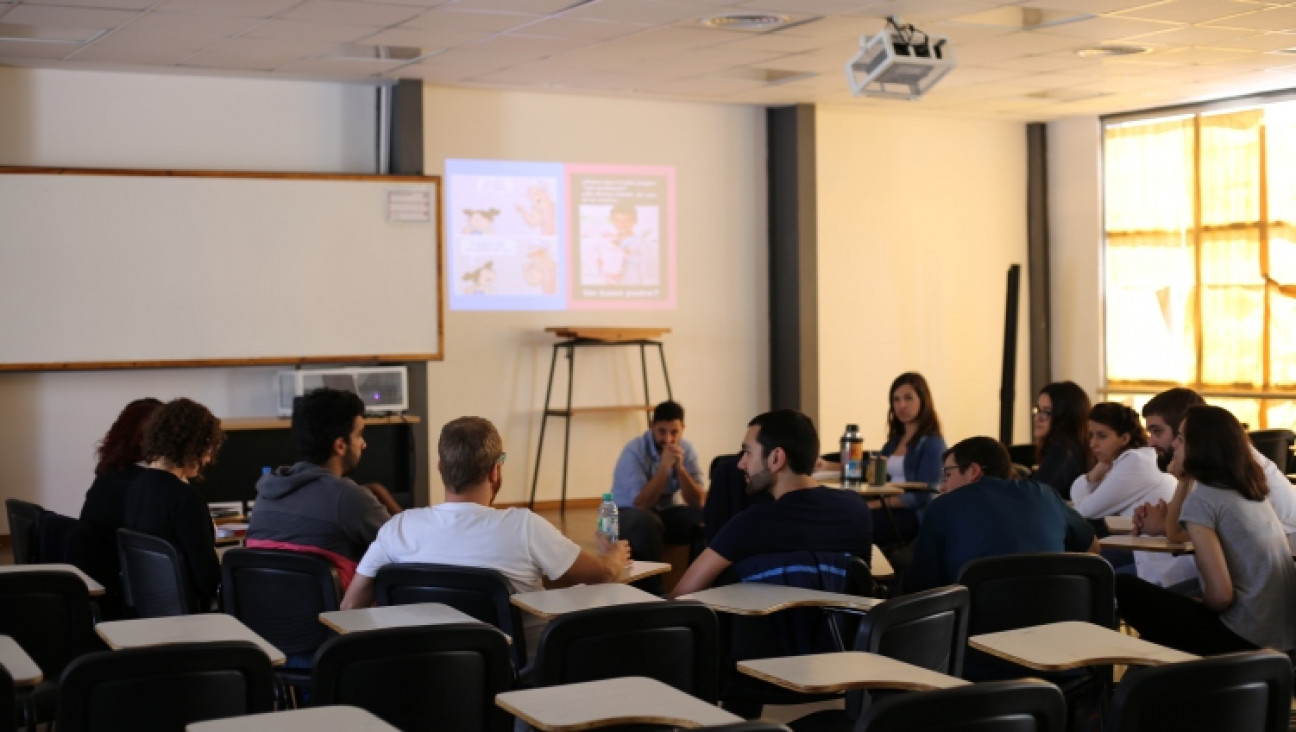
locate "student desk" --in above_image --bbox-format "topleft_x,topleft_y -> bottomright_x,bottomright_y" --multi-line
319,602 -> 491,636
1099,535 -> 1193,555
1104,516 -> 1134,534
968,621 -> 1198,671
677,583 -> 881,616
95,614 -> 286,666
870,545 -> 895,580
0,563 -> 105,596
187,705 -> 397,731
510,584 -> 660,619
738,651 -> 969,693
495,676 -> 741,731
0,635 -> 42,687
619,560 -> 670,584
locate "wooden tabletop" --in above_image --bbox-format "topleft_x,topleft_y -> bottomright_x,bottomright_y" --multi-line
677,583 -> 881,616
495,676 -> 740,731
510,584 -> 661,619
968,621 -> 1199,671
187,705 -> 398,731
319,602 -> 491,636
0,634 -> 42,687
1099,534 -> 1193,554
544,326 -> 670,342
0,563 -> 105,596
870,546 -> 895,581
819,479 -> 907,497
619,561 -> 671,584
1104,515 -> 1134,534
739,651 -> 970,693
220,415 -> 421,431
95,614 -> 287,666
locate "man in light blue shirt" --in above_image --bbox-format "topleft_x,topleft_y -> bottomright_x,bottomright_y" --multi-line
611,401 -> 705,572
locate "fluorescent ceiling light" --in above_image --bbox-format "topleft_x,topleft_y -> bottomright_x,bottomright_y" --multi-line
0,22 -> 107,44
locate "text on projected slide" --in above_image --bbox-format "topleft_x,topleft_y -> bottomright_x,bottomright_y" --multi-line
447,159 -> 676,311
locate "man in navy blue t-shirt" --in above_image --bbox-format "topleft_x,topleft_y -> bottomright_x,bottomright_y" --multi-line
905,436 -> 1099,593
668,409 -> 873,598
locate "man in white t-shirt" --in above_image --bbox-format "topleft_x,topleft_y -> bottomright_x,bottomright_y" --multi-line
1135,387 -> 1296,552
341,416 -> 630,652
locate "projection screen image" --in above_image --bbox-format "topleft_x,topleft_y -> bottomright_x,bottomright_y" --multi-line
447,159 -> 676,312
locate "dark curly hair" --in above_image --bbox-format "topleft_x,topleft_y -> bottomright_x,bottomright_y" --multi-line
141,398 -> 225,472
293,388 -> 366,465
1087,402 -> 1148,450
95,398 -> 163,476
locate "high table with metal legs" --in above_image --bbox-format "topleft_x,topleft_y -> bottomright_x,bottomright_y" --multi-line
528,327 -> 673,513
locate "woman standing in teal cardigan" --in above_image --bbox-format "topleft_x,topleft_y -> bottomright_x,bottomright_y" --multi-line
871,372 -> 947,546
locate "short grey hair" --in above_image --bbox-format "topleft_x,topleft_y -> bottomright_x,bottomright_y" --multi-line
438,416 -> 503,493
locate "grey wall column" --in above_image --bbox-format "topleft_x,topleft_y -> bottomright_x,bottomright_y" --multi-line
767,104 -> 819,423
386,78 -> 430,507
1026,122 -> 1051,399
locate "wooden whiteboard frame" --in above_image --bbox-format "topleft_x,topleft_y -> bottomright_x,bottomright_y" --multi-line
0,166 -> 444,372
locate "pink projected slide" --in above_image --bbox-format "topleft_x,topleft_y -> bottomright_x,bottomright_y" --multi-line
567,164 -> 676,310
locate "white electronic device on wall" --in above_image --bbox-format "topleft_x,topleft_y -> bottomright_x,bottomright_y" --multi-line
277,366 -> 409,416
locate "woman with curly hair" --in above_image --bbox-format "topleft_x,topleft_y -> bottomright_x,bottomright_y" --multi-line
1032,381 -> 1091,499
123,397 -> 225,608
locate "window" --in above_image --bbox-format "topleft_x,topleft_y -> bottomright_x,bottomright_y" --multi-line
1103,99 -> 1296,429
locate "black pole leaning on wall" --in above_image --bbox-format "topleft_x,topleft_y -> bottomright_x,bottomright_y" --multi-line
1000,264 -> 1022,444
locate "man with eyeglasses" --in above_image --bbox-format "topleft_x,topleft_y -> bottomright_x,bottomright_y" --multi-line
905,436 -> 1099,592
341,416 -> 630,658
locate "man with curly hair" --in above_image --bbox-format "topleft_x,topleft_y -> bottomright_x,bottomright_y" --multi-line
247,388 -> 401,589
123,397 -> 225,608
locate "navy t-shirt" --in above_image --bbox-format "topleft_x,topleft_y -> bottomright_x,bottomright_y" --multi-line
709,486 -> 873,564
905,476 -> 1096,592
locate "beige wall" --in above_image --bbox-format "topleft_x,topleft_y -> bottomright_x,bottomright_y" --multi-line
814,106 -> 1033,451
1047,116 -> 1104,398
421,86 -> 768,505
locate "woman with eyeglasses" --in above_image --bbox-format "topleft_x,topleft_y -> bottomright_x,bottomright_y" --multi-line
1115,405 -> 1296,654
1031,381 -> 1091,500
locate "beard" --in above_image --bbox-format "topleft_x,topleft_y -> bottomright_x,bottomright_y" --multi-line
1155,448 -> 1172,472
745,468 -> 774,496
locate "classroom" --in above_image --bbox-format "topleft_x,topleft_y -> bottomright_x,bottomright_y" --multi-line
2,0 -> 1296,729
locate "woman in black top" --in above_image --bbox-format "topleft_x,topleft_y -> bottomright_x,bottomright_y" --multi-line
80,398 -> 163,538
123,398 -> 225,608
1032,381 -> 1091,500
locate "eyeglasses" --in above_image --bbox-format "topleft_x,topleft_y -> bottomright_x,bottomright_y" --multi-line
496,453 -> 507,465
1032,407 -> 1053,419
941,465 -> 960,481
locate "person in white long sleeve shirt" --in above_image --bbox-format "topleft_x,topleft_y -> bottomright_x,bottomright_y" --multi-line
1072,402 -> 1193,588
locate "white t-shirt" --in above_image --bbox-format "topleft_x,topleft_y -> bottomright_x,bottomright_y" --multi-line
1251,445 -> 1296,551
355,502 -> 582,656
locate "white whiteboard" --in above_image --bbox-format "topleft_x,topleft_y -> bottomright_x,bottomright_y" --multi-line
0,168 -> 442,369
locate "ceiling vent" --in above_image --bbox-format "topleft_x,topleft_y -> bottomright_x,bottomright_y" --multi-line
700,14 -> 790,31
1076,44 -> 1151,58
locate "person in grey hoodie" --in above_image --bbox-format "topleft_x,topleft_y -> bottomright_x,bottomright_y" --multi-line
246,388 -> 401,588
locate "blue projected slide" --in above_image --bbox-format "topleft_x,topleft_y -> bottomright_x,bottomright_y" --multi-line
447,159 -> 566,312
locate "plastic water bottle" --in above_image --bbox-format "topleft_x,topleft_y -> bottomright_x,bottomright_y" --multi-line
596,493 -> 620,543
841,424 -> 864,485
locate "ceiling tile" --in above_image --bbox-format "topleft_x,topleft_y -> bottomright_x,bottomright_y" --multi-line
68,34 -> 201,64
120,12 -> 260,37
564,0 -> 704,25
0,38 -> 77,58
281,1 -> 424,26
245,19 -> 380,44
157,0 -> 302,18
401,9 -> 541,33
1205,31 -> 1296,51
1,4 -> 139,30
358,26 -> 490,48
1114,0 -> 1260,25
518,16 -> 649,42
1028,0 -> 1171,14
1035,16 -> 1181,40
1202,6 -> 1296,30
449,0 -> 584,12
1123,25 -> 1262,45
713,31 -> 832,53
276,55 -> 408,74
19,0 -> 155,9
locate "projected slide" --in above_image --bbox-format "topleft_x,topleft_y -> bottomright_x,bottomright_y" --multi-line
447,159 -> 675,311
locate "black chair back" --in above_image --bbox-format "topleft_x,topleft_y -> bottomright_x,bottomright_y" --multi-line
375,562 -> 526,667
5,498 -> 44,565
55,641 -> 274,732
1107,650 -> 1292,732
858,679 -> 1067,732
1248,429 -> 1296,472
957,553 -> 1115,633
530,601 -> 720,702
312,623 -> 513,732
0,665 -> 13,732
116,528 -> 198,617
0,570 -> 96,683
856,583 -> 970,675
221,548 -> 340,657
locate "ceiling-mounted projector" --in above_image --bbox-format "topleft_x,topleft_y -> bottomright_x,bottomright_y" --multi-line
846,17 -> 956,100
